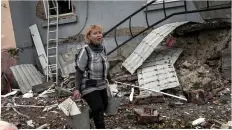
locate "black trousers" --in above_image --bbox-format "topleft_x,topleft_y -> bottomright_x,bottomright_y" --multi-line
83,89 -> 108,129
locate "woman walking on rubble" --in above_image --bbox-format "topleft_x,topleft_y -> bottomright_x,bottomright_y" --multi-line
73,25 -> 113,129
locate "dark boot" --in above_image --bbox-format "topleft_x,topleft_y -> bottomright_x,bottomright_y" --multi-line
94,121 -> 105,129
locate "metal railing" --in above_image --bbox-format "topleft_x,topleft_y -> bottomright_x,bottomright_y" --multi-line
103,0 -> 231,55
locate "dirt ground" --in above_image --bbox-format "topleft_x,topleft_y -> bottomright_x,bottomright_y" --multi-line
1,88 -> 231,129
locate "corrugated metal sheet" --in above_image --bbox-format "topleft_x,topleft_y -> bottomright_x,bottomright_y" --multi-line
137,48 -> 183,91
122,21 -> 188,74
137,61 -> 179,91
140,47 -> 183,68
58,46 -> 82,77
10,64 -> 44,94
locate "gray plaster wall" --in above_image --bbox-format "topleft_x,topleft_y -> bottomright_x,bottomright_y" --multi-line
193,1 -> 231,22
9,0 -> 206,72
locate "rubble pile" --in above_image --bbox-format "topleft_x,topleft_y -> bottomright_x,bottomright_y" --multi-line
1,97 -> 73,129
1,23 -> 231,129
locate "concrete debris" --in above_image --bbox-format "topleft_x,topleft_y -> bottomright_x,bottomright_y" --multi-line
184,112 -> 190,115
220,88 -> 231,94
114,74 -> 138,82
133,92 -> 165,105
22,91 -> 33,98
168,101 -> 184,108
60,75 -> 75,88
205,119 -> 225,129
36,123 -> 49,129
227,121 -> 232,128
32,82 -> 55,93
129,88 -> 134,102
26,120 -> 34,128
58,45 -> 82,77
192,118 -> 205,126
2,90 -> 19,98
183,89 -> 206,105
38,89 -> 55,97
134,107 -> 160,125
182,61 -> 192,69
55,87 -> 73,97
109,60 -> 123,75
220,123 -> 230,129
58,97 -> 81,116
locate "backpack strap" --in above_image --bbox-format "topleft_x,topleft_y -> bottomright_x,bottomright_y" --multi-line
102,45 -> 107,79
84,45 -> 91,79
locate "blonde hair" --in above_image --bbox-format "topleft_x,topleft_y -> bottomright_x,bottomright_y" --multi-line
84,25 -> 103,43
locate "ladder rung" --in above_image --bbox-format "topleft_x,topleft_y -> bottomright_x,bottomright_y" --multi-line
49,39 -> 56,41
48,55 -> 56,58
49,72 -> 57,75
49,7 -> 57,10
48,64 -> 57,67
49,30 -> 57,33
49,22 -> 57,25
48,47 -> 57,50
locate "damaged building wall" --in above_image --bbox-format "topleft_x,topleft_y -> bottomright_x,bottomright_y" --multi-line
9,0 -> 205,72
8,1 -> 40,67
193,1 -> 231,22
174,28 -> 231,90
1,0 -> 18,92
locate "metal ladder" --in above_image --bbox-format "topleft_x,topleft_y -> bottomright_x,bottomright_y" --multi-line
46,0 -> 59,84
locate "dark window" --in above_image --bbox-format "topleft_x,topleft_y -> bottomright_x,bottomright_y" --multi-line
49,1 -> 72,15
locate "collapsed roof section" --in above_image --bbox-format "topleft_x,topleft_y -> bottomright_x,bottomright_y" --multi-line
122,21 -> 189,74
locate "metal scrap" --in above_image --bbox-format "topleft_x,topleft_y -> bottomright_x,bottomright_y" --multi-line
10,64 -> 44,94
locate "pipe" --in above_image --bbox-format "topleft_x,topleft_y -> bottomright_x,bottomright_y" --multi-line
114,81 -> 187,101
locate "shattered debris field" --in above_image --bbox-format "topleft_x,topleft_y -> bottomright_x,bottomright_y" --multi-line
1,25 -> 231,129
1,90 -> 231,129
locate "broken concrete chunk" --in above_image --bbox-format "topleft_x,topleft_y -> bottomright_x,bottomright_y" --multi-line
182,61 -> 192,69
133,92 -> 164,105
38,89 -> 55,98
227,121 -> 232,128
184,89 -> 206,105
202,77 -> 211,86
192,118 -> 205,126
220,121 -> 232,129
55,87 -> 73,97
115,74 -> 138,82
26,120 -> 34,128
134,107 -> 160,125
22,91 -> 33,98
32,82 -> 55,93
